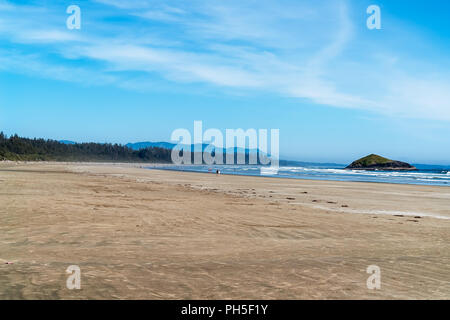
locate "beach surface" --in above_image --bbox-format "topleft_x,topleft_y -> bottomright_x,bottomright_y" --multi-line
0,162 -> 449,299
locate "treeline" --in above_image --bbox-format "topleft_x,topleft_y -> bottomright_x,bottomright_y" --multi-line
0,132 -> 172,163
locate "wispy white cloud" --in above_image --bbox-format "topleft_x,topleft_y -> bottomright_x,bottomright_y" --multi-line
0,49 -> 117,85
92,0 -> 150,9
1,0 -> 450,121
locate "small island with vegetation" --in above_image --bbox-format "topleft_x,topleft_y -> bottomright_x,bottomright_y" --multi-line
346,154 -> 417,171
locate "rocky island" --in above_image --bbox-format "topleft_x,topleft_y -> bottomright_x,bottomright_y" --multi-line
346,154 -> 417,171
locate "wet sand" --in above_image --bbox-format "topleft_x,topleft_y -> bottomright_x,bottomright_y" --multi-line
0,162 -> 449,299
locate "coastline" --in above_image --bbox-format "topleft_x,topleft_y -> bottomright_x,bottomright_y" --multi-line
147,163 -> 450,187
0,162 -> 449,299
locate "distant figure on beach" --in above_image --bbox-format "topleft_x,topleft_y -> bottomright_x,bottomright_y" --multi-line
216,170 -> 221,175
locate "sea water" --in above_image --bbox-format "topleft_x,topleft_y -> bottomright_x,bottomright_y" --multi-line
152,164 -> 450,186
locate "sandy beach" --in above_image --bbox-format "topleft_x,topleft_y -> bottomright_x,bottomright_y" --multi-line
0,162 -> 449,299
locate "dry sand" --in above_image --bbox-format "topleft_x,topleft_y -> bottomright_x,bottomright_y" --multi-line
0,162 -> 449,299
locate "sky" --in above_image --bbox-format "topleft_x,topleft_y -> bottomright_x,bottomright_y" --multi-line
1,0 -> 450,164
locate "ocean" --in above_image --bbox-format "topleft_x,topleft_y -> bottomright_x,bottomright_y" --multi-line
151,164 -> 450,186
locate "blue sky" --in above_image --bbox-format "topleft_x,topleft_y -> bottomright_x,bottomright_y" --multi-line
1,0 -> 450,164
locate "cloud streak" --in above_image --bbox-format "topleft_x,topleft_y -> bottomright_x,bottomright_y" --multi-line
1,0 -> 449,121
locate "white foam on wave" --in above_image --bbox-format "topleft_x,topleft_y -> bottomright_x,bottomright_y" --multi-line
277,166 -> 450,183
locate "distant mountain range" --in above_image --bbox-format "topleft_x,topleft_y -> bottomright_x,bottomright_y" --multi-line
59,141 -> 450,169
62,140 -> 261,154
125,142 -> 350,167
125,141 -> 264,155
59,140 -> 270,164
125,141 -> 176,150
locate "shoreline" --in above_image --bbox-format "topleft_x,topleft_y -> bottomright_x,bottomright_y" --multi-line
148,165 -> 450,188
3,160 -> 450,187
145,167 -> 450,220
146,163 -> 450,188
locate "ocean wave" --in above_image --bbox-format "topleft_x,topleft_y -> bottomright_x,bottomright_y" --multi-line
272,166 -> 450,186
155,165 -> 450,186
278,166 -> 450,179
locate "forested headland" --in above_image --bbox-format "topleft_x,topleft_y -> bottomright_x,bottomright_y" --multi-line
0,132 -> 172,163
